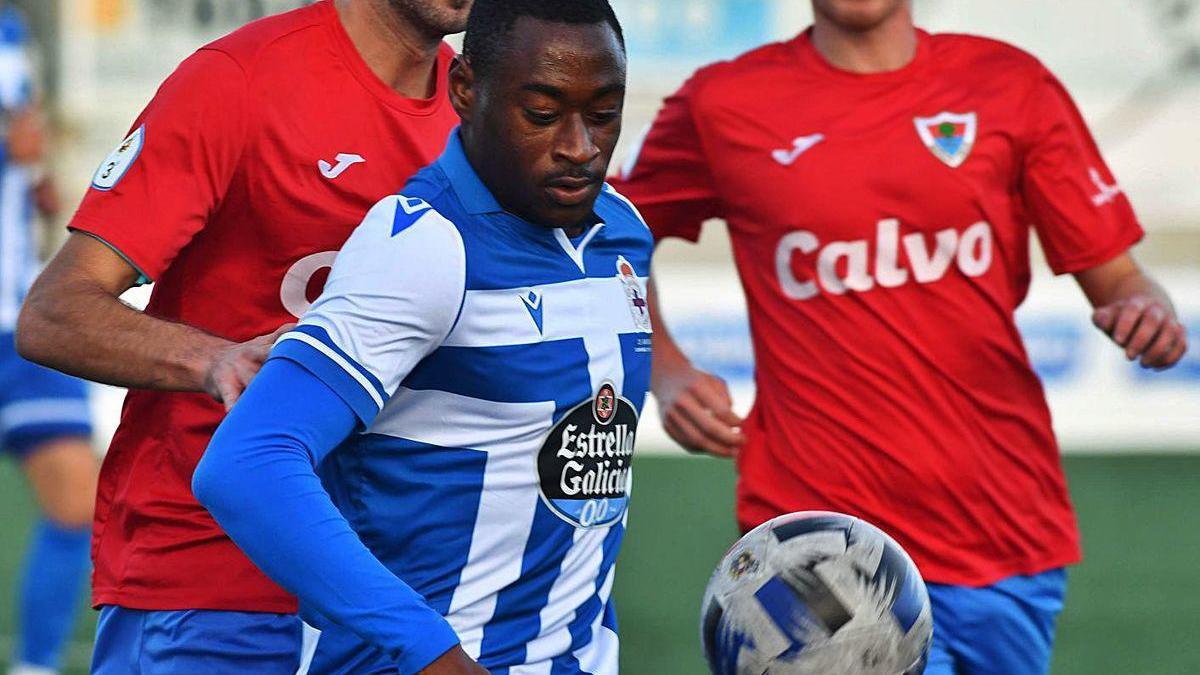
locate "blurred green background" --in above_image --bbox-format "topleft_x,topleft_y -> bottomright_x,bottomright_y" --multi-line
1,454 -> 1199,674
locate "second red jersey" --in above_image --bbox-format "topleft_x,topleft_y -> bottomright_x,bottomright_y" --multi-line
70,1 -> 459,611
614,30 -> 1143,586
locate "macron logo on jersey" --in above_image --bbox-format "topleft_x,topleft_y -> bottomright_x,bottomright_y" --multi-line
318,153 -> 365,180
521,289 -> 545,334
392,196 -> 432,236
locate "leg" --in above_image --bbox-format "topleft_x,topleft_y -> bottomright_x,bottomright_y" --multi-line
0,350 -> 97,675
11,439 -> 98,675
943,569 -> 1068,675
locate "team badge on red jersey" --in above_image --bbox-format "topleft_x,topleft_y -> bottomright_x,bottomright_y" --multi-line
914,112 -> 977,168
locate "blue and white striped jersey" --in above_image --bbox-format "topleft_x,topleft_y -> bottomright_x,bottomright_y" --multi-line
277,132 -> 654,674
0,6 -> 35,332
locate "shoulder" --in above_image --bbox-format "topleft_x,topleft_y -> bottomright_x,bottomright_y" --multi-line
195,3 -> 328,76
597,184 -> 655,249
685,39 -> 804,106
352,194 -> 465,260
928,32 -> 1049,78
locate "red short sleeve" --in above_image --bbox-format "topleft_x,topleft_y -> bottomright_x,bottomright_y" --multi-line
1020,67 -> 1143,275
609,75 -> 721,242
68,48 -> 250,281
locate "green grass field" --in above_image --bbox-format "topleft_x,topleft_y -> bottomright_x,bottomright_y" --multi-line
1,454 -> 1198,674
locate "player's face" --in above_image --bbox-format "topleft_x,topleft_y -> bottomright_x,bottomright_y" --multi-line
452,18 -> 626,230
386,0 -> 472,36
811,0 -> 909,32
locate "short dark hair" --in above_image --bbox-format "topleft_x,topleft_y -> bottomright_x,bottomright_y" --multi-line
463,0 -> 625,78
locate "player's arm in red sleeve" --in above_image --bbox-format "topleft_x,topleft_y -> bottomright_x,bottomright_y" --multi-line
1020,66 -> 1187,370
611,74 -> 744,457
16,49 -> 290,406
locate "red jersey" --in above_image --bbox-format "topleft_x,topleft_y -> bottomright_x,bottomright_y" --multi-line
70,1 -> 459,611
613,30 -> 1143,586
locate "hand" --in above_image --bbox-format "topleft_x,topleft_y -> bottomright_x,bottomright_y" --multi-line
7,109 -> 46,164
653,359 -> 745,457
419,647 -> 489,674
33,175 -> 61,219
1092,294 -> 1188,369
203,323 -> 296,410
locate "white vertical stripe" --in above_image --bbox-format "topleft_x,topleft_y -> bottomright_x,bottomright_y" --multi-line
524,527 -> 608,664
408,389 -> 556,658
574,567 -> 619,675
0,168 -> 28,331
294,623 -> 322,675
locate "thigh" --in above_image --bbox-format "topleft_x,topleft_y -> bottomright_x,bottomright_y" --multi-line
92,606 -> 303,675
935,570 -> 1067,675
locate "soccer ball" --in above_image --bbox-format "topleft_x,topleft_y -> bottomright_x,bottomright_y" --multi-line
700,512 -> 933,675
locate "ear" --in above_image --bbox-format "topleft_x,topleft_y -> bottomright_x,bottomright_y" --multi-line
449,55 -> 475,123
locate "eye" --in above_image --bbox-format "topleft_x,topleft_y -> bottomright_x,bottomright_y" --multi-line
524,109 -> 559,126
588,110 -> 620,125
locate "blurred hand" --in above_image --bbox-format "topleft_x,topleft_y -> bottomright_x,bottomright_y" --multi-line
1092,294 -> 1188,369
33,175 -> 61,219
7,109 -> 47,164
203,323 -> 296,410
419,647 -> 490,674
653,359 -> 745,457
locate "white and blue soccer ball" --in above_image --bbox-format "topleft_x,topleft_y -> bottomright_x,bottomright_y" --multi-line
700,512 -> 933,675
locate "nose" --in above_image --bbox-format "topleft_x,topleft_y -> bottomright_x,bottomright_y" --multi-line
553,113 -> 600,166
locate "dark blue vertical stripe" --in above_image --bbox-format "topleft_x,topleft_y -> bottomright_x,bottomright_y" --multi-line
477,501 -> 579,667
550,522 -> 625,675
320,437 -> 488,616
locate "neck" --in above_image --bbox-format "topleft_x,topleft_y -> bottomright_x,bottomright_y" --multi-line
810,6 -> 918,74
335,0 -> 443,98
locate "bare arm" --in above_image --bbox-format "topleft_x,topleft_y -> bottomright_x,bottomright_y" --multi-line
17,233 -> 290,408
1074,252 -> 1188,369
649,278 -> 745,458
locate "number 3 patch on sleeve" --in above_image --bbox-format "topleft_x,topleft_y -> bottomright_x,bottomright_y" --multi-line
92,125 -> 145,191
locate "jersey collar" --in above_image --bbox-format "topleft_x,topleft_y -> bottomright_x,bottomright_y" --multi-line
437,129 -> 505,215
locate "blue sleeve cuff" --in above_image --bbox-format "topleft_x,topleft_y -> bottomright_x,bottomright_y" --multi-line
269,325 -> 388,427
396,616 -> 462,675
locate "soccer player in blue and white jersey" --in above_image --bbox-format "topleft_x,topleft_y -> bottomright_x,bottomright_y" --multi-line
193,1 -> 648,673
0,5 -> 98,675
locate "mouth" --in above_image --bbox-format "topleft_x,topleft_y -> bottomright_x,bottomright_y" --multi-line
545,177 -> 601,207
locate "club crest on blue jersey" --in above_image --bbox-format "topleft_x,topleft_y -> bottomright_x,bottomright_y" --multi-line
914,112 -> 977,168
616,256 -> 651,333
537,382 -> 637,528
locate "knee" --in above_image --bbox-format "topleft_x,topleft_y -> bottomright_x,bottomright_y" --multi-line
24,439 -> 99,530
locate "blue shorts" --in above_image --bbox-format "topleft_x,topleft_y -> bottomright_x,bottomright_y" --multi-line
925,568 -> 1067,675
91,606 -> 304,674
0,332 -> 91,456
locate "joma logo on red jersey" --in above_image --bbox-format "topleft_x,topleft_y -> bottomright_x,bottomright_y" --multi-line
775,219 -> 994,300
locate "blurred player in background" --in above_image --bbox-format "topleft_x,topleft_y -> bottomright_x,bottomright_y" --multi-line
194,1 -> 644,673
613,0 -> 1189,673
0,4 -> 98,675
16,0 -> 468,671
